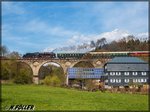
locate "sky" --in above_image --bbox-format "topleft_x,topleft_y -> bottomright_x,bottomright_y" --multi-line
2,1 -> 148,54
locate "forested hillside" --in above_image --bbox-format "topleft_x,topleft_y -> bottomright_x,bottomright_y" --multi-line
90,35 -> 149,52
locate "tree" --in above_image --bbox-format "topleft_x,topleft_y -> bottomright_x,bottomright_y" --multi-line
90,41 -> 96,48
13,68 -> 32,84
43,75 -> 61,86
126,35 -> 135,42
0,45 -> 9,57
105,41 -> 119,51
8,51 -> 21,59
96,38 -> 107,49
85,79 -> 97,91
39,64 -> 65,85
39,65 -> 52,80
118,37 -> 127,51
1,61 -> 11,80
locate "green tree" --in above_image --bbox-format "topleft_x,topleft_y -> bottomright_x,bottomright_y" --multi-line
39,64 -> 65,85
43,75 -> 61,86
13,68 -> 32,84
1,61 -> 11,80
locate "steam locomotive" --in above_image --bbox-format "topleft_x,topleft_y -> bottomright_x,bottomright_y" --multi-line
22,51 -> 149,59
22,52 -> 85,59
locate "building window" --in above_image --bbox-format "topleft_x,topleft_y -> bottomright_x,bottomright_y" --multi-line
124,72 -> 129,75
110,79 -> 112,82
133,72 -> 137,75
110,79 -> 116,83
141,79 -> 147,82
144,79 -> 147,82
141,79 -> 144,82
117,79 -> 121,83
116,72 -> 121,76
133,79 -> 138,83
110,72 -> 115,76
136,79 -> 138,82
141,72 -> 147,76
119,79 -> 121,83
138,79 -> 141,82
124,79 -> 129,83
116,79 -> 119,83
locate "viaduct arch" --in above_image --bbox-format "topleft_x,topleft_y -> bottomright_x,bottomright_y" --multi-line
17,58 -> 110,84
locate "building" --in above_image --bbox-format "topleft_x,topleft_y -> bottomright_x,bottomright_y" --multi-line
68,68 -> 104,79
104,57 -> 149,88
67,68 -> 104,87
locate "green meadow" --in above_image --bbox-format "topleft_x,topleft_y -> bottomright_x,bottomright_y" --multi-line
1,84 -> 148,111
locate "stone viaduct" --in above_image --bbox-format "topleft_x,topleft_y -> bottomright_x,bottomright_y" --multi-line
15,58 -> 111,84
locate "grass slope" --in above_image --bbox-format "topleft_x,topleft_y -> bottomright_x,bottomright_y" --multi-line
1,84 -> 149,111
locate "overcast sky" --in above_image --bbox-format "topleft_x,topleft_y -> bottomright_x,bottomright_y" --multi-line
2,1 -> 148,54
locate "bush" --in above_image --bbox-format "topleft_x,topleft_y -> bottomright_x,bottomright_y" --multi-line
1,68 -> 10,80
43,75 -> 61,87
13,69 -> 32,84
1,62 -> 11,80
85,79 -> 98,91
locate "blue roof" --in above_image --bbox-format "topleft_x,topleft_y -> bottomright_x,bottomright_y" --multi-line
108,57 -> 147,63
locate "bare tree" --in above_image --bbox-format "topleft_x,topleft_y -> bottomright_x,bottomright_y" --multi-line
96,37 -> 107,49
0,45 -> 9,56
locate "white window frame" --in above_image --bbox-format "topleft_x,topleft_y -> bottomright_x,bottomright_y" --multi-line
141,72 -> 146,76
113,79 -> 115,83
136,79 -> 138,82
125,79 -> 129,83
119,72 -> 121,75
115,79 -> 121,83
116,72 -> 121,76
113,72 -> 115,75
138,79 -> 141,82
110,72 -> 115,76
144,79 -> 147,82
141,79 -> 144,82
110,79 -> 115,83
110,72 -> 113,75
116,79 -> 119,83
110,79 -> 113,83
133,72 -> 138,76
124,72 -> 129,76
118,79 -> 121,83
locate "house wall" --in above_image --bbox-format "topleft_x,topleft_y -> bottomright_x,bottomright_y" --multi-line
104,63 -> 149,87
